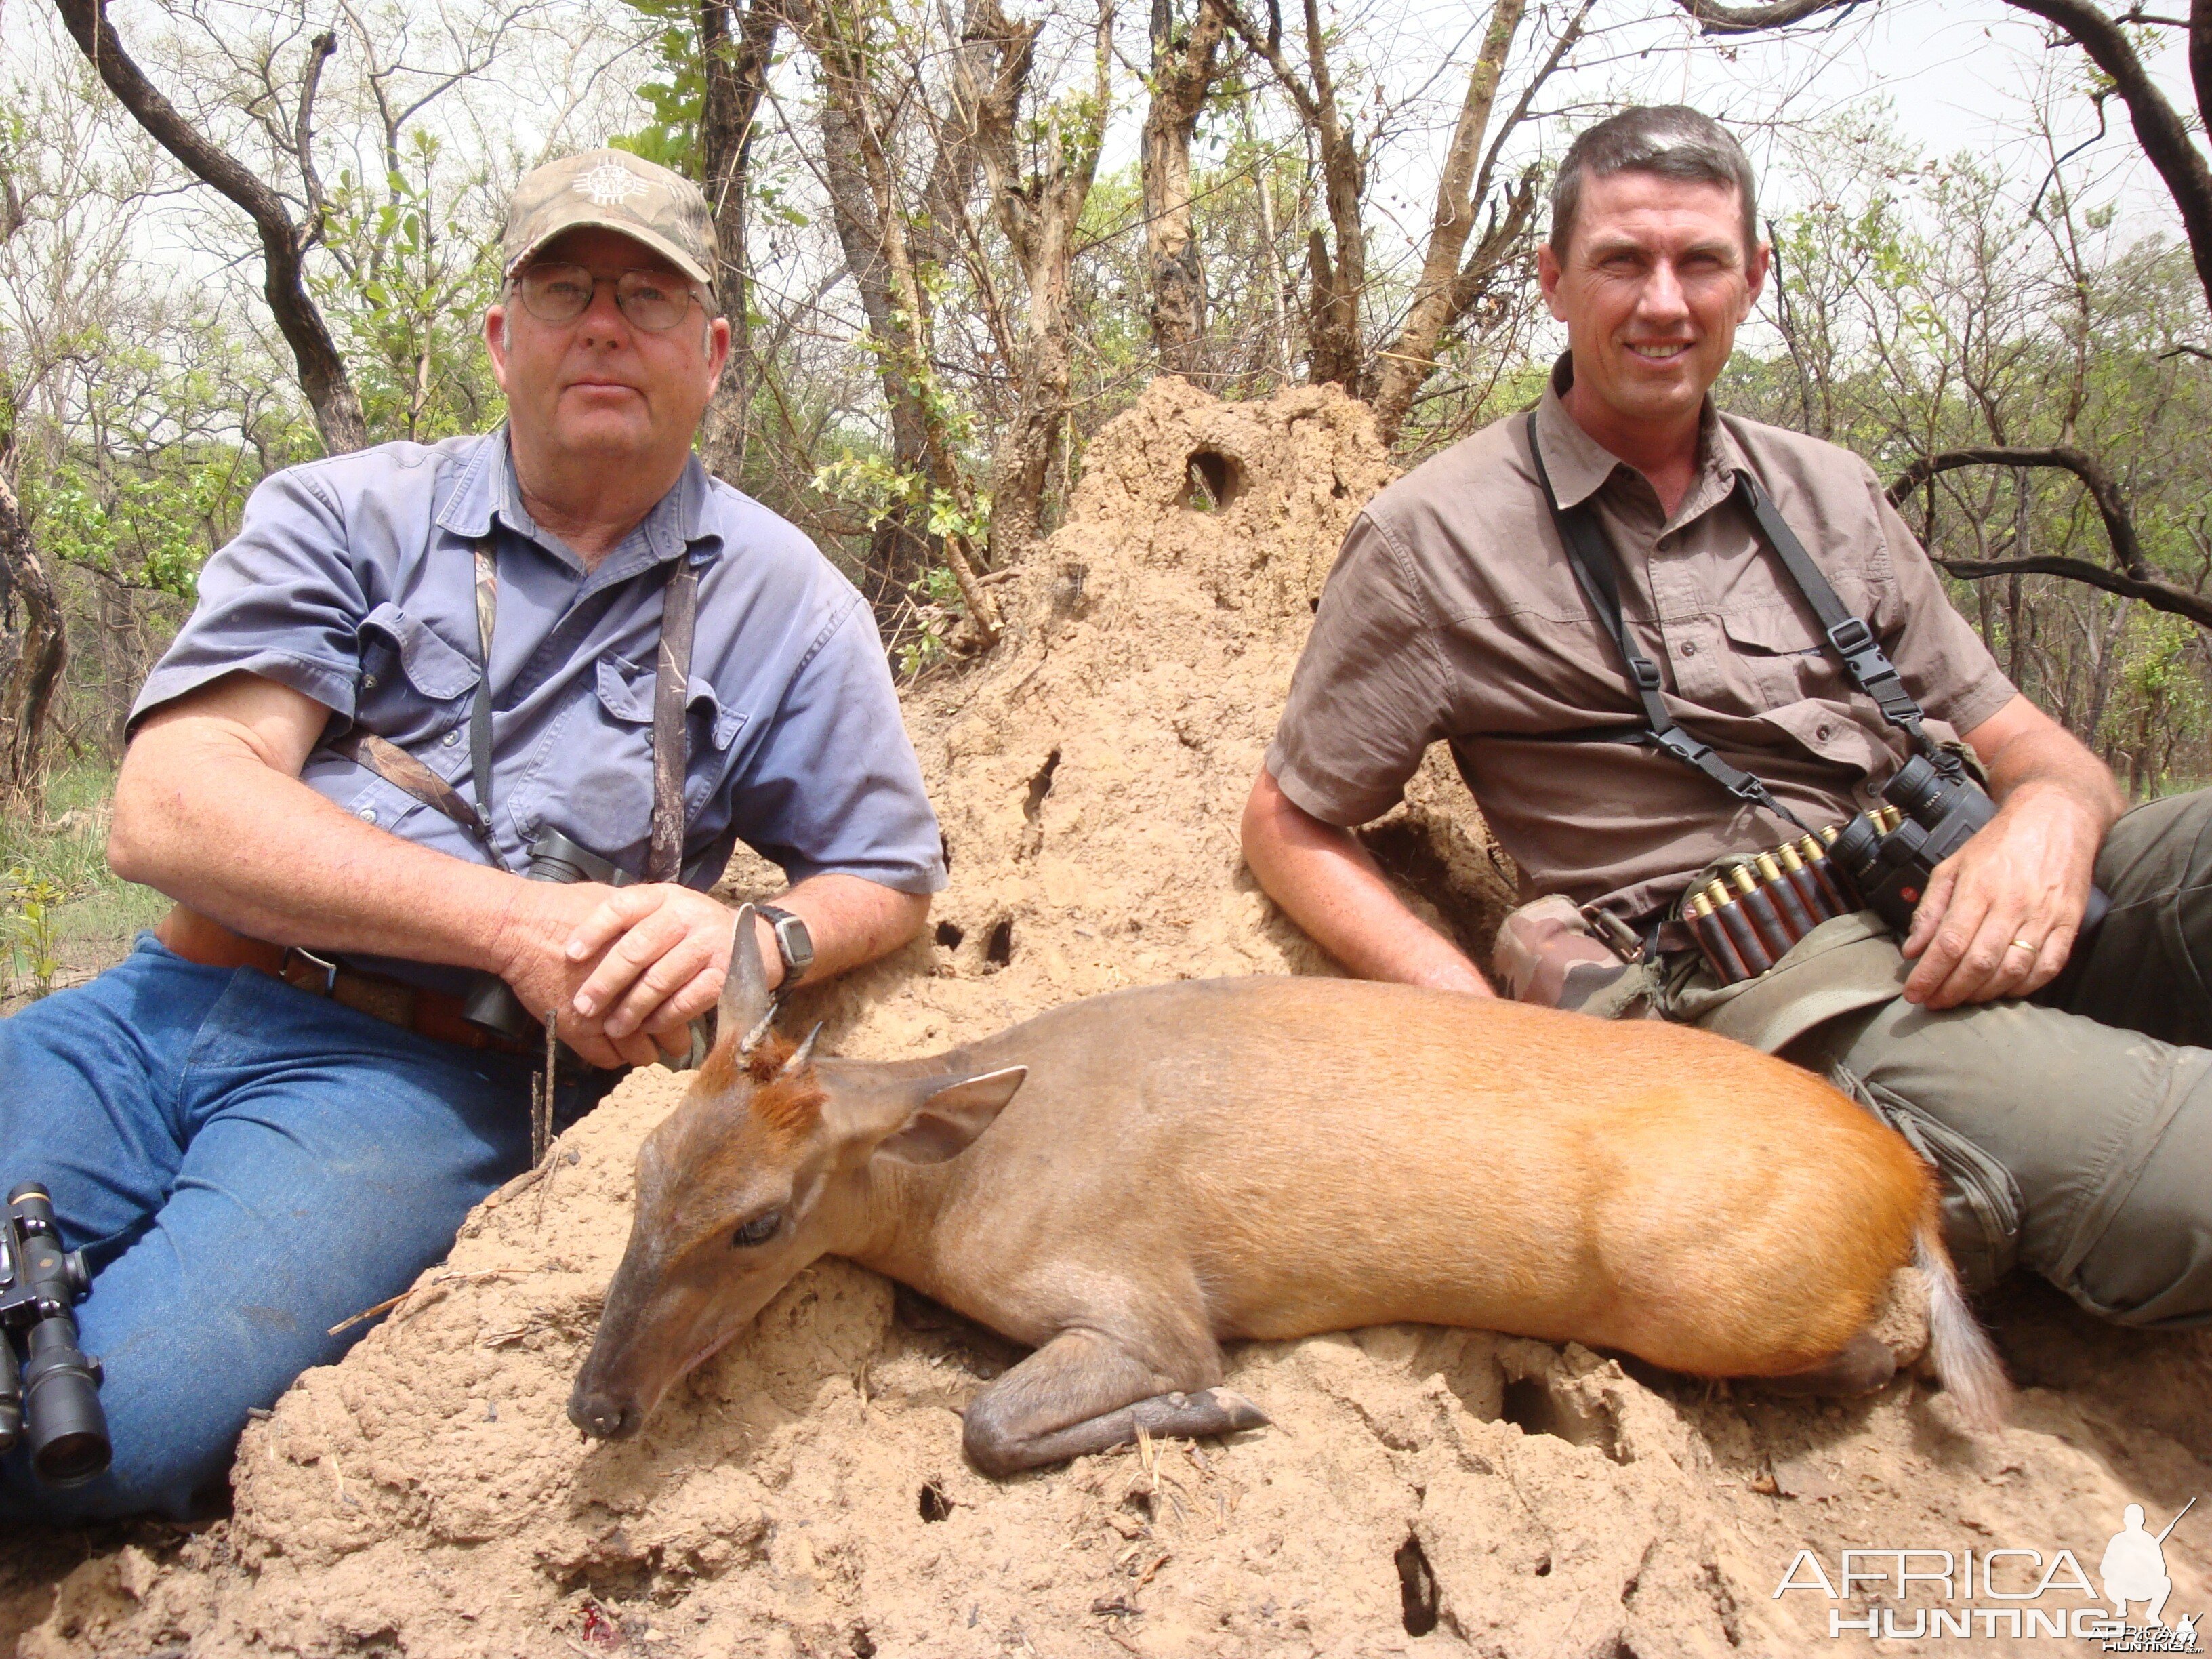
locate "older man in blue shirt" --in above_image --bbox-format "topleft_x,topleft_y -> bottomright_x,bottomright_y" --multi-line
0,150 -> 943,1520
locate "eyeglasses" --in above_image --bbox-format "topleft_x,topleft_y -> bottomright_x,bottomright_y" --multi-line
510,263 -> 703,333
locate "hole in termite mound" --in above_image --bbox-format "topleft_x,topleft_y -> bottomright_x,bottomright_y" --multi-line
1122,1490 -> 1155,1522
1023,749 -> 1061,822
1499,1373 -> 1623,1462
850,1627 -> 878,1659
934,920 -> 964,950
1181,447 -> 1245,512
1395,1532 -> 1441,1637
985,918 -> 1014,968
918,1481 -> 952,1523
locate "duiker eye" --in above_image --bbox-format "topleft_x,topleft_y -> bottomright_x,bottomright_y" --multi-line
732,1212 -> 781,1247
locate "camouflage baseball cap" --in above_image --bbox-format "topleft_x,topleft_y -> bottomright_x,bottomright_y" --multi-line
501,149 -> 718,291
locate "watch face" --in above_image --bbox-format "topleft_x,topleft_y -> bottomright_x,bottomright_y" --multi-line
776,914 -> 814,968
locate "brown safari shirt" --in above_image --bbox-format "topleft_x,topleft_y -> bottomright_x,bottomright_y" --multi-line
1266,356 -> 2018,925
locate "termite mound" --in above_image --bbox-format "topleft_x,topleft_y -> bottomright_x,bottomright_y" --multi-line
9,380 -> 2210,1659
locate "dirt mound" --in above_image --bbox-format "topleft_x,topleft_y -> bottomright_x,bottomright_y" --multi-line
8,378 -> 2212,1658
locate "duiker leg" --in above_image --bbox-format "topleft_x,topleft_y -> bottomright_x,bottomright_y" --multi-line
961,1329 -> 1267,1477
1755,1330 -> 1896,1399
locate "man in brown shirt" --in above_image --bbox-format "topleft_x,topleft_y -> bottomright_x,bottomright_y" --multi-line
1245,104 -> 2212,1328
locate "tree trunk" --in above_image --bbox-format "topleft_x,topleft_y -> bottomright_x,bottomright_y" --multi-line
817,87 -> 939,613
801,0 -> 1000,641
977,0 -> 1112,563
698,0 -> 783,482
1141,0 -> 1228,377
54,0 -> 368,455
1223,0 -> 1368,393
1369,0 -> 1534,445
0,468 -> 66,812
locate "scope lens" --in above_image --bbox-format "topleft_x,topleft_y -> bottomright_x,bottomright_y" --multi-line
33,1428 -> 110,1486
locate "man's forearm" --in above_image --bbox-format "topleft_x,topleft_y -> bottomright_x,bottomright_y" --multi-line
770,873 -> 930,988
1240,768 -> 1492,994
1984,722 -> 2126,835
110,717 -> 531,974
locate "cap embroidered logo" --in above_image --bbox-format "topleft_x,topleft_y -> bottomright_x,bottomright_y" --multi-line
575,161 -> 649,207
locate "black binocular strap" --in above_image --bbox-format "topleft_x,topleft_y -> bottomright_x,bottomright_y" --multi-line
346,540 -> 699,880
1524,413 -> 1811,834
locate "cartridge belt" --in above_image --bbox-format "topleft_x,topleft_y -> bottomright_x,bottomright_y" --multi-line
154,905 -> 530,1055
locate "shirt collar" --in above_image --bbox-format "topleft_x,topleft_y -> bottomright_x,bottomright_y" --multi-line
436,428 -> 720,574
1532,350 -> 1748,528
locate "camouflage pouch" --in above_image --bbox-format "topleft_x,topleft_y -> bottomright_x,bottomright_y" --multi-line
1491,895 -> 1667,1020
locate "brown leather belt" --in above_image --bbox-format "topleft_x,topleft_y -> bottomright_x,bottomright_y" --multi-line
155,905 -> 531,1056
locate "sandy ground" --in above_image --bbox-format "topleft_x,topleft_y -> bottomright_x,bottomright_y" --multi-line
5,379 -> 2210,1658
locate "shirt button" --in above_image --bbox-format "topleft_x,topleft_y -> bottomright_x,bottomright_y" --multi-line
362,673 -> 379,690
1681,640 -> 1698,657
443,730 -> 462,747
1815,724 -> 1834,742
358,807 -> 378,825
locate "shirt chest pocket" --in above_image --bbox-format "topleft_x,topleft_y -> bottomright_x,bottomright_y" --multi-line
558,654 -> 748,848
356,602 -> 482,745
1717,605 -> 1836,708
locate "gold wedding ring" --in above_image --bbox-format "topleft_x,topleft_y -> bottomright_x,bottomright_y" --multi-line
2007,938 -> 2036,954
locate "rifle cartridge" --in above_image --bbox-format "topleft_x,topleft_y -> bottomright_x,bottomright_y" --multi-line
1797,832 -> 1852,914
1729,864 -> 1797,960
1776,841 -> 1835,923
1706,879 -> 1774,977
1687,890 -> 1752,983
1757,850 -> 1818,937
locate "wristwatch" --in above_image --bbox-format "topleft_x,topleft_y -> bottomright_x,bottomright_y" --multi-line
755,904 -> 815,983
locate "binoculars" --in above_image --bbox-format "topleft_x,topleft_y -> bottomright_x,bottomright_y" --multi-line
462,830 -> 634,1041
0,1182 -> 111,1487
1686,755 -> 2110,987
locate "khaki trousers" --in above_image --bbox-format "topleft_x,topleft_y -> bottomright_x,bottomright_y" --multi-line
1788,790 -> 2212,1326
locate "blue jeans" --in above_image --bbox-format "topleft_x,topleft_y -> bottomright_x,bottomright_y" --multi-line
0,936 -> 586,1523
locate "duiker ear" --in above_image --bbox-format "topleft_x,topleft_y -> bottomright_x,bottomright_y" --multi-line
873,1067 -> 1028,1166
719,903 -> 773,1041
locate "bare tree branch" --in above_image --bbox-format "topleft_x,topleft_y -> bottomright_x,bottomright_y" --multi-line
1937,556 -> 2212,631
1885,444 -> 2149,579
1671,0 -> 1870,30
52,0 -> 367,453
1675,0 -> 2212,319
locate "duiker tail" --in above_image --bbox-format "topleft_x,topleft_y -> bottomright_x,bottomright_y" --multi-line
1914,1201 -> 2009,1431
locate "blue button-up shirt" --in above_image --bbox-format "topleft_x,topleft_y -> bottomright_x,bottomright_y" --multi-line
134,431 -> 945,968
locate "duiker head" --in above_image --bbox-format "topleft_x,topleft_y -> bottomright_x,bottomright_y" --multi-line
567,906 -> 1025,1439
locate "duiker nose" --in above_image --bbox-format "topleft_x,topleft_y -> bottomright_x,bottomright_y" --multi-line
567,1388 -> 639,1440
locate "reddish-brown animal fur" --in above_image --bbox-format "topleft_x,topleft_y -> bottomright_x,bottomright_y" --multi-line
569,912 -> 2007,1471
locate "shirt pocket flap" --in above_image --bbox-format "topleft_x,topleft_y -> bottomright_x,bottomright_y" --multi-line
596,655 -> 745,751
360,602 -> 481,701
596,653 -> 655,723
691,676 -> 745,752
1718,605 -> 1824,657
